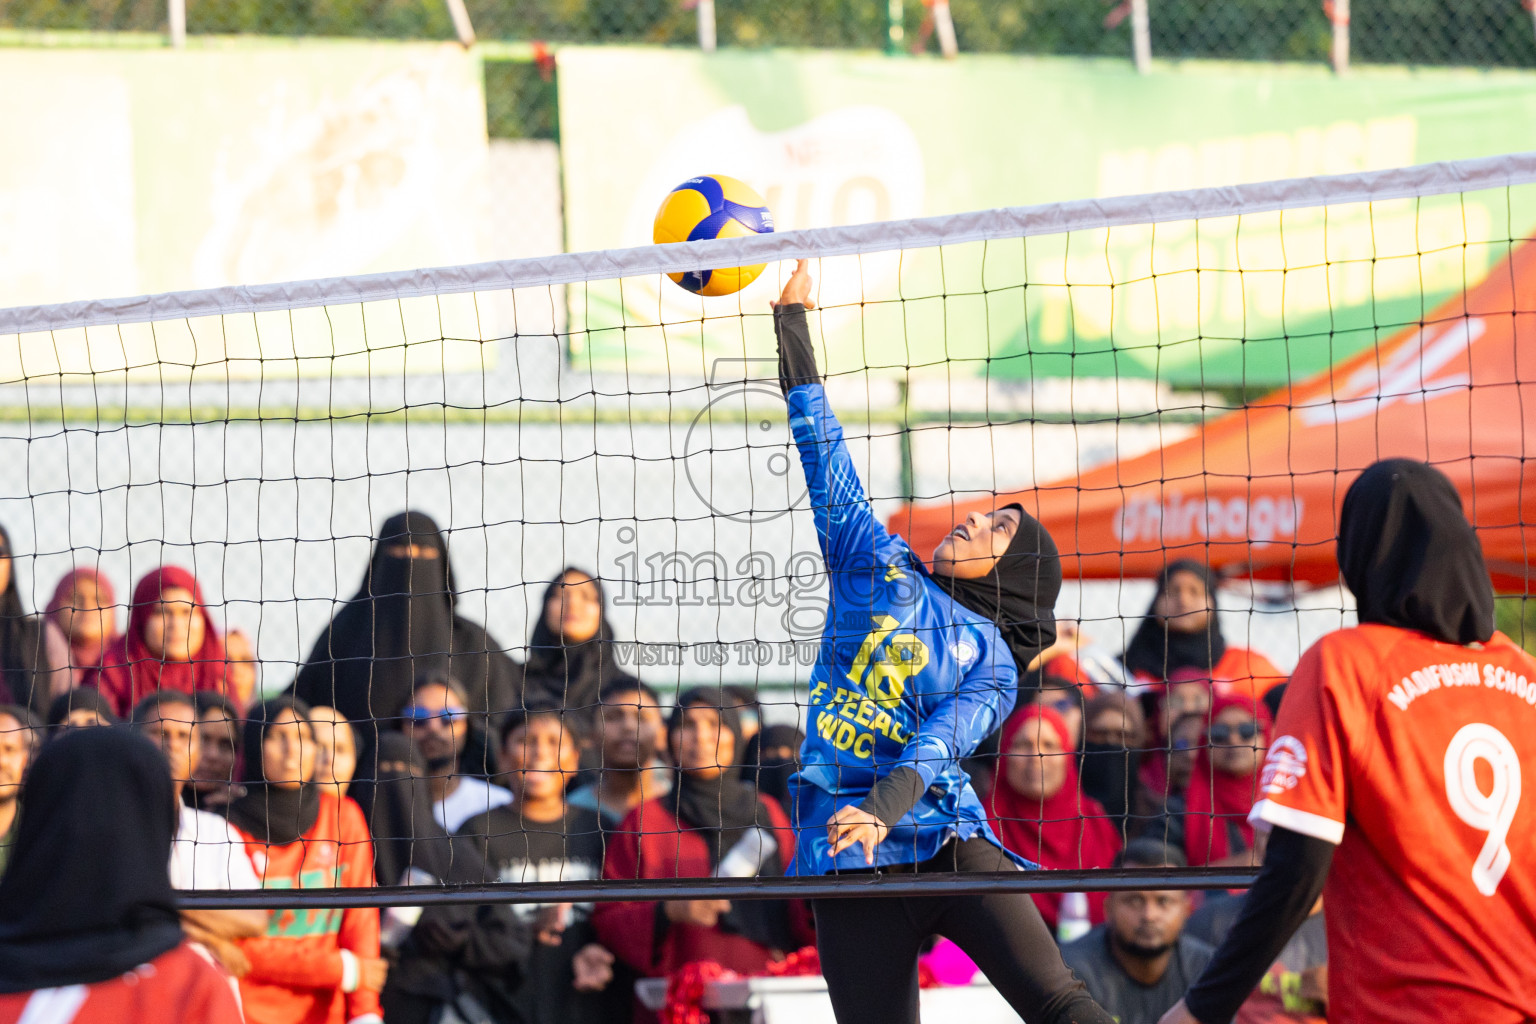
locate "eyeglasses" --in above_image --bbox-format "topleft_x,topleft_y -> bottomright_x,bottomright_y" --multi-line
403,705 -> 467,725
1208,721 -> 1260,744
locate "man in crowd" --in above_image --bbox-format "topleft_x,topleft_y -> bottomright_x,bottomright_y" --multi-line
1183,831 -> 1327,1024
567,679 -> 669,826
461,706 -> 620,1024
1063,839 -> 1214,1024
131,691 -> 266,981
0,706 -> 36,877
405,675 -> 512,833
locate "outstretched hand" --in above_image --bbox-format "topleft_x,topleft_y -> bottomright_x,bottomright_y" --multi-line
770,259 -> 816,310
827,805 -> 889,865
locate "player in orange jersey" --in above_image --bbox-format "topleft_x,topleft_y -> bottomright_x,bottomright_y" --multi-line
1161,458 -> 1536,1024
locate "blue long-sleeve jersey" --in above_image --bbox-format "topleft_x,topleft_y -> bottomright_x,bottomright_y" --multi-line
784,383 -> 1033,875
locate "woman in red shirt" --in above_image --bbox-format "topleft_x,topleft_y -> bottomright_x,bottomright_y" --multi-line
988,705 -> 1123,936
0,727 -> 241,1024
225,697 -> 385,1024
594,688 -> 810,1010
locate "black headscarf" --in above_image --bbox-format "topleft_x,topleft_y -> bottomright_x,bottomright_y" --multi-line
0,526 -> 53,718
295,512 -> 455,723
743,724 -> 804,812
0,727 -> 182,992
354,733 -> 528,1010
523,568 -> 638,724
664,687 -> 792,951
1338,459 -> 1495,645
663,688 -> 767,860
352,731 -> 442,888
292,512 -> 520,774
937,504 -> 1063,672
1122,559 -> 1227,681
225,696 -> 321,846
45,687 -> 119,730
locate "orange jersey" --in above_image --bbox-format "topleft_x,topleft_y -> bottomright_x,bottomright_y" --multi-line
1252,624 -> 1536,1023
235,792 -> 382,1024
0,944 -> 242,1024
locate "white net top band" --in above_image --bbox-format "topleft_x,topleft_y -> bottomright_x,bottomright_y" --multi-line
3,150 -> 1534,337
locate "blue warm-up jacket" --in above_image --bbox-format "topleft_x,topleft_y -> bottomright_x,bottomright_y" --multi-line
785,381 -> 1035,876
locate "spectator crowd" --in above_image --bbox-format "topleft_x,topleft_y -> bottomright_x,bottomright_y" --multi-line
0,514 -> 1329,1024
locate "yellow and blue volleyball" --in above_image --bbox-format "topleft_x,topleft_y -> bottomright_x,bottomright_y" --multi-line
653,175 -> 775,297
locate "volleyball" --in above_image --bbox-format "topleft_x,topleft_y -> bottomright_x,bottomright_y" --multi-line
653,174 -> 775,296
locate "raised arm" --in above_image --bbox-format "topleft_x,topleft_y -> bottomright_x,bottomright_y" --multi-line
773,261 -> 894,573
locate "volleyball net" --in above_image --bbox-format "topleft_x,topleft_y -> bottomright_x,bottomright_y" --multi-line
1,151 -> 1534,909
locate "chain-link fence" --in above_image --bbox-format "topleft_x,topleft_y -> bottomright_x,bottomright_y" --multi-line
3,0 -> 1535,68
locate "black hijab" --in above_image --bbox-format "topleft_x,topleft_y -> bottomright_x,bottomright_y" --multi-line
664,687 -> 792,951
351,731 -> 449,888
937,504 -> 1063,671
294,512 -> 456,725
663,688 -> 770,862
0,526 -> 52,717
354,733 -> 527,1010
225,696 -> 322,846
1338,459 -> 1495,645
743,723 -> 804,812
1122,559 -> 1227,681
294,513 -> 520,777
0,727 -> 182,992
524,568 -> 638,722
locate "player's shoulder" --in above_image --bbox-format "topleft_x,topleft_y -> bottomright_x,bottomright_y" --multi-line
1299,622 -> 1437,674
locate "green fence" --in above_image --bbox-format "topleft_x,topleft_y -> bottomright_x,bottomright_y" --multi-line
3,0 -> 1534,68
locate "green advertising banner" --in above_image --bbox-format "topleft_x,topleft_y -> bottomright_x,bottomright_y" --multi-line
558,48 -> 1536,387
0,41 -> 492,377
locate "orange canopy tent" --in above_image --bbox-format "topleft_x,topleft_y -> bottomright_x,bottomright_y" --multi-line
889,241 -> 1536,592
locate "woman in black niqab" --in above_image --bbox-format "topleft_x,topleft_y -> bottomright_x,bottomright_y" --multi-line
0,727 -> 183,992
292,511 -> 521,772
1122,559 -> 1226,681
1338,458 -> 1495,644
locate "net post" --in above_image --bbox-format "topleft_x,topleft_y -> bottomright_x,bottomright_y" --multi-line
1130,0 -> 1151,72
697,0 -> 717,53
167,0 -> 185,48
443,0 -> 476,47
933,0 -> 958,58
1329,0 -> 1350,74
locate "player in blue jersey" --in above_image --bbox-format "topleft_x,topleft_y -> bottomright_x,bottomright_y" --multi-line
772,261 -> 1113,1024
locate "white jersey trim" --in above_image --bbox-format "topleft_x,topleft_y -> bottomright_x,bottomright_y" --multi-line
1250,799 -> 1346,846
16,985 -> 89,1024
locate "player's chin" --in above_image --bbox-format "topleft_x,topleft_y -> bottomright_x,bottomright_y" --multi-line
931,541 -> 955,573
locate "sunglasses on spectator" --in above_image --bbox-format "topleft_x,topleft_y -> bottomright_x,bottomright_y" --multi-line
1208,721 -> 1260,744
403,705 -> 467,725
1041,698 -> 1078,716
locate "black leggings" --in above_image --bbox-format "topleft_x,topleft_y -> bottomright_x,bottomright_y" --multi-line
812,838 -> 1114,1024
